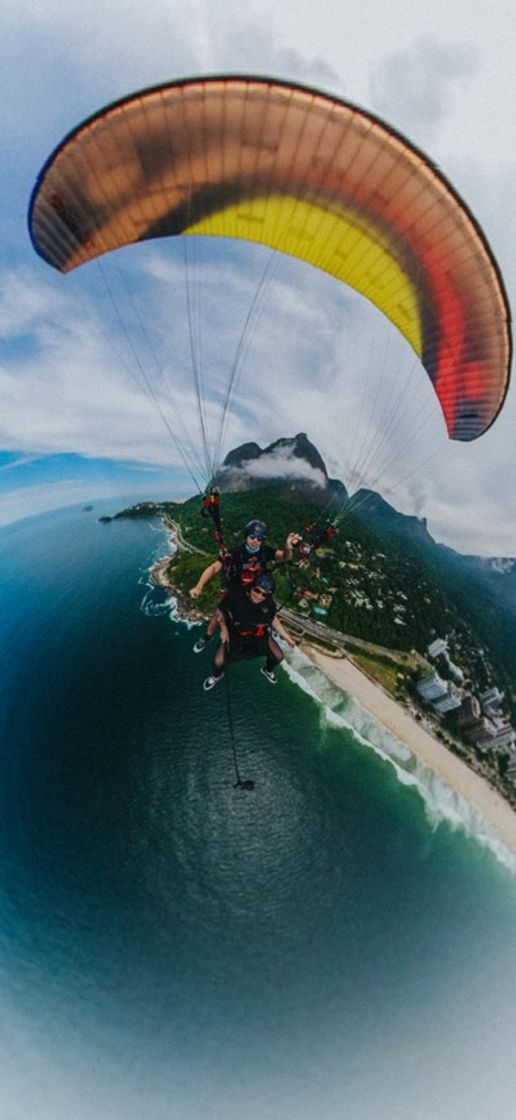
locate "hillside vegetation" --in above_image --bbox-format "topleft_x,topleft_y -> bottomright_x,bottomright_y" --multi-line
134,486 -> 515,714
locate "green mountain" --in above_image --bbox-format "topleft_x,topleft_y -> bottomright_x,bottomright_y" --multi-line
106,434 -> 516,704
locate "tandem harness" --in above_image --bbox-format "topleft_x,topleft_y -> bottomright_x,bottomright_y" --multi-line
201,489 -> 270,590
201,488 -> 339,604
238,623 -> 267,638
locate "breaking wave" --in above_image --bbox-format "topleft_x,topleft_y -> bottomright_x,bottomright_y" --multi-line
282,647 -> 516,873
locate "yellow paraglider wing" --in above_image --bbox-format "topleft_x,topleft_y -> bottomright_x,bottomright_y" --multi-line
29,76 -> 511,440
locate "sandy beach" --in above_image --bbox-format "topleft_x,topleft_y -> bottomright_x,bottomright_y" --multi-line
304,644 -> 516,857
152,545 -> 516,858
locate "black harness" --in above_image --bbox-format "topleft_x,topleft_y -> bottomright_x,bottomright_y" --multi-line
201,490 -> 338,603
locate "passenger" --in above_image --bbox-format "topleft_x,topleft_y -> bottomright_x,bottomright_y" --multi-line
202,573 -> 295,690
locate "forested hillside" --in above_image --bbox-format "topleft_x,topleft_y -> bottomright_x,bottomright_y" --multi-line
110,483 -> 515,707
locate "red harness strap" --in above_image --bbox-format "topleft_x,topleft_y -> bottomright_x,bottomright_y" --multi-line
240,624 -> 266,638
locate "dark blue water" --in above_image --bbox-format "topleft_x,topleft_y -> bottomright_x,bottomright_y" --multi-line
1,504 -> 516,1120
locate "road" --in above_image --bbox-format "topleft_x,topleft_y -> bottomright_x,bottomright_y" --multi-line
280,606 -> 427,669
164,518 -> 209,556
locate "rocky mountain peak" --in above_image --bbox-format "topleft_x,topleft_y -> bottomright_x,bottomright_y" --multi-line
212,433 -> 335,494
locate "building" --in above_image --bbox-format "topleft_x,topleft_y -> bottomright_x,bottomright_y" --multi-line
475,719 -> 515,752
427,638 -> 448,659
480,687 -> 505,717
458,695 -> 482,731
416,673 -> 449,703
458,695 -> 515,751
417,672 -> 462,715
432,687 -> 462,714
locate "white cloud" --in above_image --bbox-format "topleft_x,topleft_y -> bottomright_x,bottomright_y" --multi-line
0,452 -> 43,473
370,35 -> 480,143
0,479 -> 134,527
219,444 -> 328,490
1,0 -> 515,554
3,211 -> 514,554
0,269 -> 66,338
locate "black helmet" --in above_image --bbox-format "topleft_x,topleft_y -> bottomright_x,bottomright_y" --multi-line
244,519 -> 267,539
254,572 -> 275,595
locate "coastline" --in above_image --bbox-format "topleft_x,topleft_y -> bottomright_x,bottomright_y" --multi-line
150,541 -> 516,859
152,556 -> 207,623
303,643 -> 516,858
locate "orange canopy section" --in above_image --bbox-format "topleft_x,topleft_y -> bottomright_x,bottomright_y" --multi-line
29,75 -> 511,440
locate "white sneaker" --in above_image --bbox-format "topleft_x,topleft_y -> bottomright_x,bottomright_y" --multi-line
193,636 -> 208,653
260,667 -> 277,684
203,673 -> 224,691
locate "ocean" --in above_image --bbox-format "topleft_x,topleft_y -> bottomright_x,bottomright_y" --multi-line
1,503 -> 516,1120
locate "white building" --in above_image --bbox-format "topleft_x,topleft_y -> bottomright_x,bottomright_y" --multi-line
433,687 -> 462,714
417,673 -> 449,702
427,638 -> 448,659
480,687 -> 505,717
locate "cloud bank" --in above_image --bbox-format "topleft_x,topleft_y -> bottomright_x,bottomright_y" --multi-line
370,35 -> 480,142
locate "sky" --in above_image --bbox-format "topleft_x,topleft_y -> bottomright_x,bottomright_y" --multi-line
1,0 -> 515,555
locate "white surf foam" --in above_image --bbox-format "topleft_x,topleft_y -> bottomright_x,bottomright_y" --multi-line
282,648 -> 516,873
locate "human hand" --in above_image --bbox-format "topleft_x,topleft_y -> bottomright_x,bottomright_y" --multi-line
189,585 -> 200,599
286,533 -> 302,548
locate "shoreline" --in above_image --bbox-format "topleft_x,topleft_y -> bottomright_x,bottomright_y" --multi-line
303,643 -> 516,857
151,543 -> 516,858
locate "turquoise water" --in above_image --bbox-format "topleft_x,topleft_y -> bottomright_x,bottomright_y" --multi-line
1,504 -> 516,1120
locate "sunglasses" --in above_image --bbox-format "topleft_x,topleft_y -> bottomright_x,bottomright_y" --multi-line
247,533 -> 264,541
252,588 -> 267,597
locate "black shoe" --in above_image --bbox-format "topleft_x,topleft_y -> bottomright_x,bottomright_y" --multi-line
193,636 -> 208,653
260,667 -> 277,685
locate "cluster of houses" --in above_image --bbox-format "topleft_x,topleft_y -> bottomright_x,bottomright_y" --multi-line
295,572 -> 336,617
336,544 -> 410,621
416,638 -> 515,765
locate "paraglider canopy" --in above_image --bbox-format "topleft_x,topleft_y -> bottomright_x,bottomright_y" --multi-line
29,74 -> 511,442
